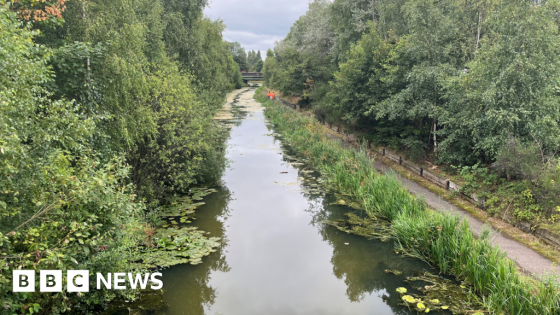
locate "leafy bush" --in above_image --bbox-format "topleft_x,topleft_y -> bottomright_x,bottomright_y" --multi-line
492,137 -> 560,218
493,138 -> 544,181
450,163 -> 499,196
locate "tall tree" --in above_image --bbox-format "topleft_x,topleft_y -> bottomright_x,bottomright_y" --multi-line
440,0 -> 560,162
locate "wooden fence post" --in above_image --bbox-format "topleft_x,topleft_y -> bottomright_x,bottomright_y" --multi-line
420,167 -> 423,177
382,148 -> 385,156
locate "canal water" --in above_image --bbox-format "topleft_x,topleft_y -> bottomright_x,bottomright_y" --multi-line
160,88 -> 433,315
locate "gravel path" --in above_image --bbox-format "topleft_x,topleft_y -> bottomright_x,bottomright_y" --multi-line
372,159 -> 560,280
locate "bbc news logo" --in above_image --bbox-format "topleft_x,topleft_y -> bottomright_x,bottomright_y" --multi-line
13,270 -> 163,292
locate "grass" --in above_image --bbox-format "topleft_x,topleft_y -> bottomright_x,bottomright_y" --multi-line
255,87 -> 560,314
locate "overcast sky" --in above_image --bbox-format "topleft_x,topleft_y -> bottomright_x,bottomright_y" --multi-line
204,0 -> 310,57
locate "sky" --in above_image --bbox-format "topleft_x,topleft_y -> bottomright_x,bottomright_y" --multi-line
204,0 -> 310,57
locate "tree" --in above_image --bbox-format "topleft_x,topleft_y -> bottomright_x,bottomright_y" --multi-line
263,49 -> 277,86
255,59 -> 264,72
268,0 -> 336,98
228,41 -> 248,71
0,7 -> 146,312
440,0 -> 560,162
372,0 -> 465,155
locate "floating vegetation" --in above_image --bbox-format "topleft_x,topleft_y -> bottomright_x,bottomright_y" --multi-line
130,187 -> 221,269
325,213 -> 393,242
394,272 -> 486,314
385,269 -> 403,276
131,226 -> 220,269
330,193 -> 361,210
158,188 -> 217,222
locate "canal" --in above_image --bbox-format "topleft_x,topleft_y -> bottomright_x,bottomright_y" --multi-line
159,88 -> 434,315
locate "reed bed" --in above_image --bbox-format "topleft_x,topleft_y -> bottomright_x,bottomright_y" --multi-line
257,91 -> 560,314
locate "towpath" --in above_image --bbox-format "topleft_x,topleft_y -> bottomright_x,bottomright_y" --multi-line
310,104 -> 560,281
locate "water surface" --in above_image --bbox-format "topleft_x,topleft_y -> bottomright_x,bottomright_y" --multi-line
161,89 -> 433,315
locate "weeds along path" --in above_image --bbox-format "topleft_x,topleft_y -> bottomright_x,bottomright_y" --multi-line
327,128 -> 560,278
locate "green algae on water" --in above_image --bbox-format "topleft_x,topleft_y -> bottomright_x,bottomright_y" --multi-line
325,213 -> 393,242
396,272 -> 486,314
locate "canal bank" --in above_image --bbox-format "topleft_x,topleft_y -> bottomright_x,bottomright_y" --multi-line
257,88 -> 560,314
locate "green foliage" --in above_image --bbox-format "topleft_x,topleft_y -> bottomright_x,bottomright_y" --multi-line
450,163 -> 498,196
246,49 -> 263,72
262,49 -> 277,87
494,137 -> 547,181
441,0 -> 560,162
255,59 -> 263,72
266,0 -> 335,101
273,0 -> 560,229
327,26 -> 390,123
485,138 -> 560,221
0,7 -> 146,313
273,0 -> 560,165
1,0 -> 239,312
228,41 -> 249,71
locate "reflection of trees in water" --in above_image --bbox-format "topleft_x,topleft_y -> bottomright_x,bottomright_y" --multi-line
162,185 -> 232,315
304,195 -> 419,315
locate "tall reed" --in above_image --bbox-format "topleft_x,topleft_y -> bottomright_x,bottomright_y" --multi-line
258,94 -> 560,314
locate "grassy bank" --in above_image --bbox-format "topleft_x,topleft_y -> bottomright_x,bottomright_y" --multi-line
255,87 -> 560,314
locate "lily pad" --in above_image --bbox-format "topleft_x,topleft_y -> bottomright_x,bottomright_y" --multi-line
129,226 -> 220,269
395,272 -> 487,314
396,287 -> 407,294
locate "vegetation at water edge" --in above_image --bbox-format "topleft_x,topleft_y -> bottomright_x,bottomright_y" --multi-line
257,88 -> 560,314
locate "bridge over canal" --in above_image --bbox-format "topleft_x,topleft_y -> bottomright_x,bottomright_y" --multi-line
241,72 -> 263,83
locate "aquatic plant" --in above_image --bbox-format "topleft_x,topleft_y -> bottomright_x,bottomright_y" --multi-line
259,95 -> 560,314
129,188 -> 221,269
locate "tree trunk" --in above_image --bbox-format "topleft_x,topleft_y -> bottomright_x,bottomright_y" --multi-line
475,9 -> 482,52
433,120 -> 438,154
83,2 -> 90,86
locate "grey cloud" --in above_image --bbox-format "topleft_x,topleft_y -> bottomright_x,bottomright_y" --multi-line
204,0 -> 310,56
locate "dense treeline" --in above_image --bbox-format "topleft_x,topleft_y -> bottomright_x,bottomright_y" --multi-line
0,0 -> 242,313
229,41 -> 263,72
264,0 -> 560,222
